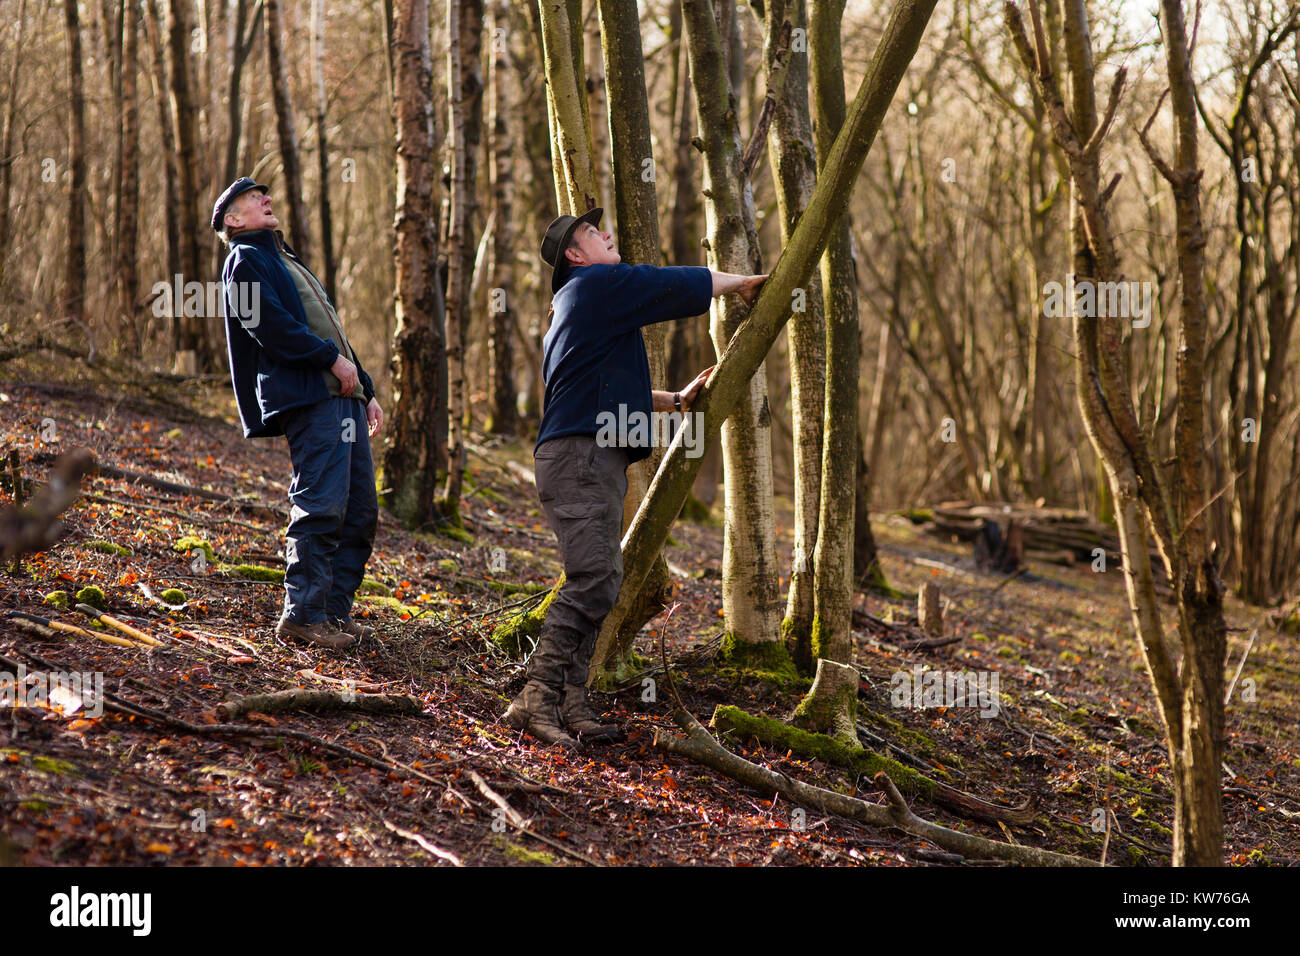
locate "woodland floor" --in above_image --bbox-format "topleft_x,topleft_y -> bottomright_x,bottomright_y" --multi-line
1,371 -> 1298,867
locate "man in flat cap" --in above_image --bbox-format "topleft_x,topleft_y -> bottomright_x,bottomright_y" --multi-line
503,207 -> 765,749
214,177 -> 383,650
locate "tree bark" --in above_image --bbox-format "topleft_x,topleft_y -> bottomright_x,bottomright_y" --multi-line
264,0 -> 311,262
684,0 -> 784,657
762,0 -> 825,673
586,0 -> 676,684
64,0 -> 88,327
167,0 -> 206,369
536,0 -> 598,213
142,0 -> 182,302
383,0 -> 450,531
485,0 -> 518,437
116,0 -> 141,354
808,0 -> 861,679
311,0 -> 337,302
440,0 -> 483,525
0,0 -> 28,283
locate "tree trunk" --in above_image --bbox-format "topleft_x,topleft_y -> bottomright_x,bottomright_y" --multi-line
64,0 -> 88,327
167,0 -> 206,369
264,0 -> 311,261
311,0 -> 337,302
485,0 -> 518,437
788,0 -> 863,736
618,0 -> 939,651
1155,0 -> 1228,867
762,0 -> 825,673
1004,0 -> 1228,866
383,0 -> 449,531
440,0 -> 483,525
116,0 -> 141,354
0,0 -> 28,284
536,0 -> 598,214
143,0 -> 182,317
684,0 -> 785,662
587,0 -> 676,684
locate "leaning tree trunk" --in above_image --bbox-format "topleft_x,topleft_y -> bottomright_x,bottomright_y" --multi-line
587,0 -> 677,685
383,0 -> 449,531
792,0 -> 861,739
684,0 -> 785,666
618,0 -> 939,641
485,0 -> 518,437
264,0 -> 311,261
63,0 -> 88,328
763,0 -> 825,674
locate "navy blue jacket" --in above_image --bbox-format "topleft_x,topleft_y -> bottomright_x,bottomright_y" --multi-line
221,229 -> 375,438
537,263 -> 712,464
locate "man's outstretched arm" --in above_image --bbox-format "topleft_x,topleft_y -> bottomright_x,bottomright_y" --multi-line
710,271 -> 768,304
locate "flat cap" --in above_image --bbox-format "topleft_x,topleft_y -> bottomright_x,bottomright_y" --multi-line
211,176 -> 268,232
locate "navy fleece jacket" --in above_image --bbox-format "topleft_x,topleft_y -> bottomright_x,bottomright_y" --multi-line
221,229 -> 375,438
536,262 -> 713,464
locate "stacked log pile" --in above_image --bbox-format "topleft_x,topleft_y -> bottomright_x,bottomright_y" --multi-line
916,501 -> 1166,581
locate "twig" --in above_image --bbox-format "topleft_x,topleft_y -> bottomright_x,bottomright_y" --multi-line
465,769 -> 599,867
381,818 -> 463,866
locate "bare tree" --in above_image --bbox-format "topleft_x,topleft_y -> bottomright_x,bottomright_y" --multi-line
1004,0 -> 1230,865
311,0 -> 337,301
383,0 -> 449,530
64,0 -> 88,328
485,0 -> 518,437
440,0 -> 483,524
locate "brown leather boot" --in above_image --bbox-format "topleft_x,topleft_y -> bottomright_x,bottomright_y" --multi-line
561,684 -> 622,743
561,629 -> 622,742
276,617 -> 357,650
502,623 -> 581,751
503,681 -> 580,751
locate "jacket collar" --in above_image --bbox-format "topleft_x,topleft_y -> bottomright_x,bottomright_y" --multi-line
230,228 -> 279,251
231,228 -> 302,260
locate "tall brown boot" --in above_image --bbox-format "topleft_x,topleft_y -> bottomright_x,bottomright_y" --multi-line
561,630 -> 622,743
502,623 -> 580,751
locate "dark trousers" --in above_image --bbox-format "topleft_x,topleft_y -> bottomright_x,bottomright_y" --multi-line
531,435 -> 628,687
281,397 -> 378,625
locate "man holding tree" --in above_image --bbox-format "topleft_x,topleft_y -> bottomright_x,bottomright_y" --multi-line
503,207 -> 765,749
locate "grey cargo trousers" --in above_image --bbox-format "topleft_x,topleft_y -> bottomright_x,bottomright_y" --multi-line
529,435 -> 630,689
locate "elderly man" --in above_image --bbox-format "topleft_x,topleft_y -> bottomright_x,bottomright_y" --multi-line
503,207 -> 765,749
214,176 -> 383,650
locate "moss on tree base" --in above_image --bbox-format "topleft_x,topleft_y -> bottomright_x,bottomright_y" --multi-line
710,704 -> 931,797
717,633 -> 802,689
790,657 -> 860,748
490,579 -> 561,658
590,648 -> 649,691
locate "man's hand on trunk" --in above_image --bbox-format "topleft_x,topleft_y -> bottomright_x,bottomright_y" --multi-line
710,270 -> 769,305
653,365 -> 715,412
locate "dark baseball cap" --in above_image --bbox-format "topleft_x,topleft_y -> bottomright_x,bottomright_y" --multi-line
211,176 -> 269,231
540,207 -> 603,292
